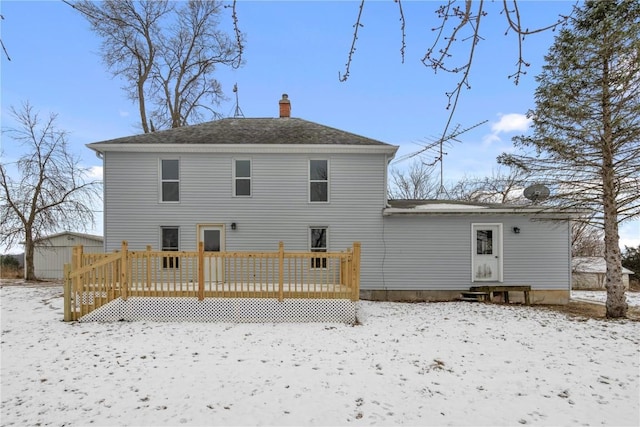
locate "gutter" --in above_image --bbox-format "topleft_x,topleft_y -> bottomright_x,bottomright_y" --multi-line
383,207 -> 584,217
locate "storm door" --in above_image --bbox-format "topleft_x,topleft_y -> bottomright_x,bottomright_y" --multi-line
198,225 -> 224,283
472,224 -> 502,282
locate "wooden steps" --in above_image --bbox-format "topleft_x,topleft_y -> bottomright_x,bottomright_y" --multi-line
458,285 -> 532,304
458,291 -> 490,302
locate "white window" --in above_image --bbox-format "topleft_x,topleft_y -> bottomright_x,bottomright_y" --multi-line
161,226 -> 179,269
161,159 -> 180,202
309,159 -> 329,202
233,159 -> 251,197
310,226 -> 327,269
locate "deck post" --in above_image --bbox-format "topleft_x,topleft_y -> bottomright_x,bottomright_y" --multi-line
198,241 -> 205,301
63,263 -> 72,321
146,245 -> 152,290
73,245 -> 83,318
344,248 -> 352,297
121,241 -> 129,301
351,242 -> 361,301
278,241 -> 284,302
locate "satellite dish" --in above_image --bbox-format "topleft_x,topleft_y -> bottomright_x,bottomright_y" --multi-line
523,184 -> 550,203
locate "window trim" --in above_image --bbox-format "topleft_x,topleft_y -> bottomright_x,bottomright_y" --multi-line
160,226 -> 180,269
308,159 -> 329,203
232,158 -> 252,197
159,158 -> 180,203
309,226 -> 328,269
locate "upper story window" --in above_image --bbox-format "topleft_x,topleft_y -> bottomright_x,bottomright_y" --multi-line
233,159 -> 251,197
161,159 -> 180,202
161,226 -> 179,269
309,159 -> 329,202
310,226 -> 328,269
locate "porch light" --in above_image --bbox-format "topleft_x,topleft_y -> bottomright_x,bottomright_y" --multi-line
512,227 -> 520,234
231,222 -> 237,230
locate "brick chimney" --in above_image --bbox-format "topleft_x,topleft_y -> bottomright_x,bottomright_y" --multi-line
279,93 -> 291,118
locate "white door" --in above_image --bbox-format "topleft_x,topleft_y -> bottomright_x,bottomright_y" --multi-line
472,224 -> 502,282
198,225 -> 224,283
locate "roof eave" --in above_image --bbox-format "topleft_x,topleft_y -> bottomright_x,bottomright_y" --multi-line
383,207 -> 585,217
87,143 -> 399,155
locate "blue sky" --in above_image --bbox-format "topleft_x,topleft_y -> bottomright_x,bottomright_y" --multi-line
1,0 -> 638,250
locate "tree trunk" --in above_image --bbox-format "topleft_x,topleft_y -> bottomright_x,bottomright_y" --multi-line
138,77 -> 150,134
601,50 -> 627,318
24,232 -> 36,281
603,208 -> 626,318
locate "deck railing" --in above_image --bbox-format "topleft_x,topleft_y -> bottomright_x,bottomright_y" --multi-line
64,241 -> 361,321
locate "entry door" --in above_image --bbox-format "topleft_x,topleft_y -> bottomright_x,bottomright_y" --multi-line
198,225 -> 224,283
472,224 -> 502,282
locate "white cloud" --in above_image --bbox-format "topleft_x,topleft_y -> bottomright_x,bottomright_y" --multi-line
119,110 -> 130,117
481,133 -> 501,146
87,165 -> 103,180
491,113 -> 532,133
482,113 -> 532,147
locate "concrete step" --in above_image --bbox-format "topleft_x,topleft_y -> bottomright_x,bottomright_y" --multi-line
458,296 -> 484,302
458,291 -> 490,302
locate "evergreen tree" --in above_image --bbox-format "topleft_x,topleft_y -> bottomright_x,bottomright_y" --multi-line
499,0 -> 640,318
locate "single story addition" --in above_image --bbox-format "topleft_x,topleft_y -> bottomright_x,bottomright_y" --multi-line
376,200 -> 575,304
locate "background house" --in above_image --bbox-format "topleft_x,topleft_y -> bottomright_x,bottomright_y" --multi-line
31,232 -> 103,279
572,256 -> 633,290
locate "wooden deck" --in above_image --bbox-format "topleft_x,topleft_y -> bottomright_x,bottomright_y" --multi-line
64,241 -> 361,322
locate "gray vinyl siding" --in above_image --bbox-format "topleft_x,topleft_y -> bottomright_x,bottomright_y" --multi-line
102,151 -> 388,287
103,151 -> 570,292
377,215 -> 571,291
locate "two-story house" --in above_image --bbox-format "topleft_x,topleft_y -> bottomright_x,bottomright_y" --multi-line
87,95 -> 573,305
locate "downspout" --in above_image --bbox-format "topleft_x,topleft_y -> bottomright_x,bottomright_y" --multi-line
93,149 -> 105,252
381,154 -> 393,295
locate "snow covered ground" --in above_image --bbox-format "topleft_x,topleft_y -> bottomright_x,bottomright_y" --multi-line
1,284 -> 639,426
572,290 -> 640,306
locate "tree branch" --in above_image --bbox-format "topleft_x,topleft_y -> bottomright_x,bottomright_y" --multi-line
339,0 -> 365,82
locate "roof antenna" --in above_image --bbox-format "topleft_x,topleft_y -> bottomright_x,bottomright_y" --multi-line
232,83 -> 245,118
392,119 -> 488,199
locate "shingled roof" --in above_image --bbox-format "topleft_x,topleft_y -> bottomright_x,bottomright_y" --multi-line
87,117 -> 393,149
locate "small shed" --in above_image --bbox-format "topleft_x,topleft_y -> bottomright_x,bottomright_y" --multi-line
572,257 -> 633,290
31,232 -> 104,279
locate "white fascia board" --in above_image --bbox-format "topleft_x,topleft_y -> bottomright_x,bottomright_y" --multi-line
383,207 -> 582,217
87,143 -> 399,156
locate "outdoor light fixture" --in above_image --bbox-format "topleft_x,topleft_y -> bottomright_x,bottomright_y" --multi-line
512,227 -> 521,234
231,222 -> 237,230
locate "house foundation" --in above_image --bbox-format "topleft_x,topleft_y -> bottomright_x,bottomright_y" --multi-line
360,289 -> 570,305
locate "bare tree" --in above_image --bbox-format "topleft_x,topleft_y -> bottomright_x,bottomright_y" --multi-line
0,14 -> 10,61
622,245 -> 640,284
388,161 -> 438,199
449,166 -> 529,204
67,0 -> 244,133
571,221 -> 604,258
0,103 -> 101,280
340,1 -> 574,163
499,0 -> 640,318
